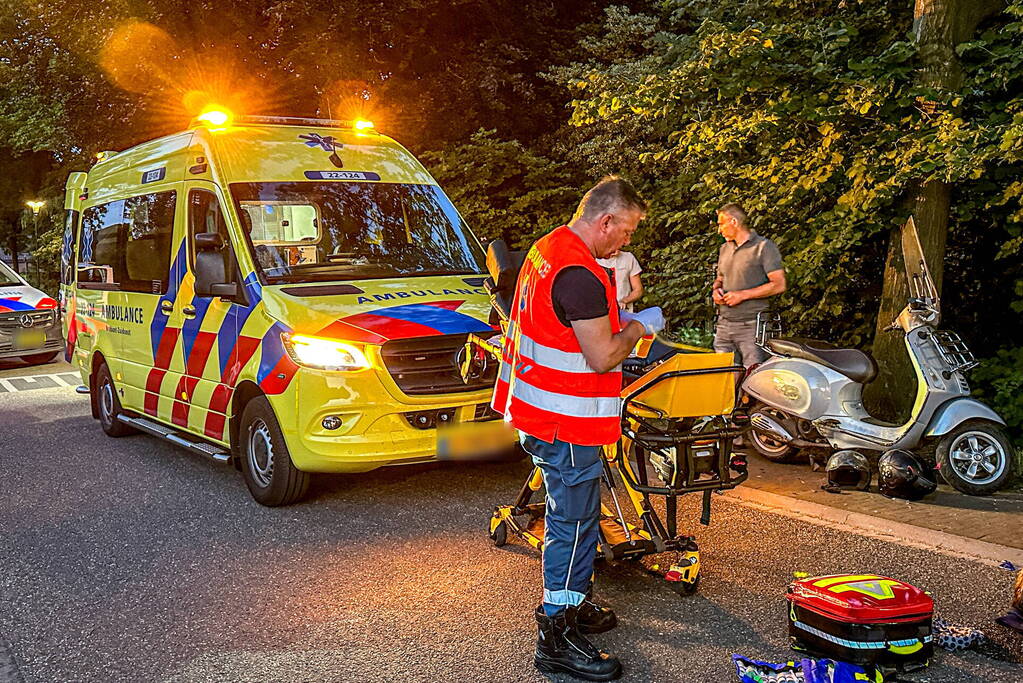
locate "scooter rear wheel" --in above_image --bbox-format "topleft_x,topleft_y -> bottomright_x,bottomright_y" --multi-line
936,420 -> 1015,496
748,405 -> 800,463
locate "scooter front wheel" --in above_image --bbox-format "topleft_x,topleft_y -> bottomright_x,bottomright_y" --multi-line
936,420 -> 1015,496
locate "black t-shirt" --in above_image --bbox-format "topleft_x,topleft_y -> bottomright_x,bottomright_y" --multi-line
551,266 -> 610,327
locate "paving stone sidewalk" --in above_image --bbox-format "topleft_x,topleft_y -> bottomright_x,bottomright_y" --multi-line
737,452 -> 1023,550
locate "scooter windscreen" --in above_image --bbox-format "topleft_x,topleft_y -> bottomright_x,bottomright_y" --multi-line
901,216 -> 940,316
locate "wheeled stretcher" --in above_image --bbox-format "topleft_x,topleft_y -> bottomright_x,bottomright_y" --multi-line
473,240 -> 750,593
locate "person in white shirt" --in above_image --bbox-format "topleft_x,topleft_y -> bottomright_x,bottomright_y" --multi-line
596,249 -> 643,312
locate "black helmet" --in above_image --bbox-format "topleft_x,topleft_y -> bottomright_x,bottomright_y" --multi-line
825,450 -> 872,490
878,449 -> 937,500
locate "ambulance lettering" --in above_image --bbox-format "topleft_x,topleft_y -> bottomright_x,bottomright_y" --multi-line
355,288 -> 486,305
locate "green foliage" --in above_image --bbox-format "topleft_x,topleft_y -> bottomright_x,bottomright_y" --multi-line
551,0 -> 921,343
420,130 -> 584,249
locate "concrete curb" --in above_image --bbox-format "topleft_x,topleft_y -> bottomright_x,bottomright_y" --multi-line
723,485 -> 1023,568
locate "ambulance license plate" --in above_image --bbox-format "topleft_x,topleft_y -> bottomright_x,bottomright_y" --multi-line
437,420 -> 516,461
13,329 -> 46,350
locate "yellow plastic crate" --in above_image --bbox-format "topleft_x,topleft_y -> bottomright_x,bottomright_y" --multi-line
622,352 -> 740,419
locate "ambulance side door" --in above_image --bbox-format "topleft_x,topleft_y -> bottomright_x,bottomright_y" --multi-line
115,189 -> 185,421
178,184 -> 248,442
74,198 -> 127,380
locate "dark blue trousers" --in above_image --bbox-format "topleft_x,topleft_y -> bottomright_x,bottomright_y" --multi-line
520,434 -> 602,614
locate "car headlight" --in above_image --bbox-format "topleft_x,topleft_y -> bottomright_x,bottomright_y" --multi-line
282,333 -> 371,371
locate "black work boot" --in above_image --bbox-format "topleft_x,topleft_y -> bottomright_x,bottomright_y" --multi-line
576,596 -> 618,634
534,606 -> 622,681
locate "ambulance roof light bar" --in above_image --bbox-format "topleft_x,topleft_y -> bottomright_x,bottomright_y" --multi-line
189,115 -> 376,131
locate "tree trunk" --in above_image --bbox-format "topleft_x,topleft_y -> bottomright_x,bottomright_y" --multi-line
864,0 -> 1002,421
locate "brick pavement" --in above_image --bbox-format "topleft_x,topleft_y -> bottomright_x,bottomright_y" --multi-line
737,453 -> 1023,551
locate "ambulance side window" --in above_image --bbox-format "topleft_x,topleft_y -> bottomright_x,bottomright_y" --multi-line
122,192 -> 175,294
188,189 -> 236,287
78,192 -> 175,293
78,199 -> 124,289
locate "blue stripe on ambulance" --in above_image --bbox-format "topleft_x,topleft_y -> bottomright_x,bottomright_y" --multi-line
150,242 -> 186,360
180,291 -> 216,364
373,303 -> 492,335
256,321 -> 291,383
216,273 -> 262,377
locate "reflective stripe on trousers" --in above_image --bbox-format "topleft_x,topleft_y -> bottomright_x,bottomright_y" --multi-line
521,433 -> 602,611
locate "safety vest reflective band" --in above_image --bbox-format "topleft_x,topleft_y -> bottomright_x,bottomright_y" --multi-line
491,225 -> 623,446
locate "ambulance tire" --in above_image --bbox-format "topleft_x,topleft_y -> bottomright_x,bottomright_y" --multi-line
21,351 -> 58,365
240,396 -> 310,506
95,362 -> 136,437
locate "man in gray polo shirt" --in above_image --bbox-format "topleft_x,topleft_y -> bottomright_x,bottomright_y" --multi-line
711,203 -> 786,367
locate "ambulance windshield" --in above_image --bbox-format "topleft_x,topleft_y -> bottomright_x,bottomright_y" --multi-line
0,260 -> 21,287
229,181 -> 486,284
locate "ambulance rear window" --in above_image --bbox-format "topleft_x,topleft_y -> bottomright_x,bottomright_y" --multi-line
229,181 -> 485,284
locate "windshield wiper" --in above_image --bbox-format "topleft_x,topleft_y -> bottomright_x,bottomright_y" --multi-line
405,269 -> 479,277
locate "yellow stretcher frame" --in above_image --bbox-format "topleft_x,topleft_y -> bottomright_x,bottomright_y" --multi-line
487,347 -> 750,594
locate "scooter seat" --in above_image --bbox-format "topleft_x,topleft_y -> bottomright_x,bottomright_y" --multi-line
766,337 -> 878,384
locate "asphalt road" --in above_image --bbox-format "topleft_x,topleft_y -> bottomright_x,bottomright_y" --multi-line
1,375 -> 1021,682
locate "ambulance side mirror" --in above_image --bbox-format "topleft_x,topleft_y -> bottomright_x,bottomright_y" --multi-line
194,232 -> 238,299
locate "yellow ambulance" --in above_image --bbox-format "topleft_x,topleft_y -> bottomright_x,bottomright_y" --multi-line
62,112 -> 505,505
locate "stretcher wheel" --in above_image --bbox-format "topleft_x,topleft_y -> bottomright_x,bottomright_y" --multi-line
490,520 -> 508,547
670,575 -> 700,596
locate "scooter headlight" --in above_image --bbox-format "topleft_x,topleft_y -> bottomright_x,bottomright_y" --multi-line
282,333 -> 370,371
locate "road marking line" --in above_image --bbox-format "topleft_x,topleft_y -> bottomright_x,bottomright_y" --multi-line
0,372 -> 79,393
50,373 -> 78,387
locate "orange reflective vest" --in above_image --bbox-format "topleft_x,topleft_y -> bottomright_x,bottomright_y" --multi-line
491,226 -> 623,446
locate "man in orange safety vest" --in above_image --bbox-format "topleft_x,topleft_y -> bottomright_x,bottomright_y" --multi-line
492,176 -> 665,681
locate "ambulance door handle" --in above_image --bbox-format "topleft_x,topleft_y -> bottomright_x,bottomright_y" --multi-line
160,301 -> 174,315
182,305 -> 196,318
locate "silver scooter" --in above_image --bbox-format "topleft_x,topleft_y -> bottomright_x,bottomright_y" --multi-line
742,217 -> 1015,495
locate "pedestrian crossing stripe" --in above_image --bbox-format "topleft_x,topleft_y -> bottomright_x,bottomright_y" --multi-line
0,372 -> 81,393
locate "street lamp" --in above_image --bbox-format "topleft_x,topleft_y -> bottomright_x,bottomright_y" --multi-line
25,200 -> 45,287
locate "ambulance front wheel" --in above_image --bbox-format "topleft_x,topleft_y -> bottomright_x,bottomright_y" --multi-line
240,396 -> 311,506
95,362 -> 136,438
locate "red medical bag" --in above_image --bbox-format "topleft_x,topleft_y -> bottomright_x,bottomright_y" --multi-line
786,574 -> 933,672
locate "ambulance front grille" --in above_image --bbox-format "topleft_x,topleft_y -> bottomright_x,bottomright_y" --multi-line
381,333 -> 498,396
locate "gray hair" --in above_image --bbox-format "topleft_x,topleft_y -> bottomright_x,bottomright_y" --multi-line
574,175 -> 648,222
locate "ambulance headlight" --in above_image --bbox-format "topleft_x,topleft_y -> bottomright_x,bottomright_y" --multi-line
282,333 -> 370,371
